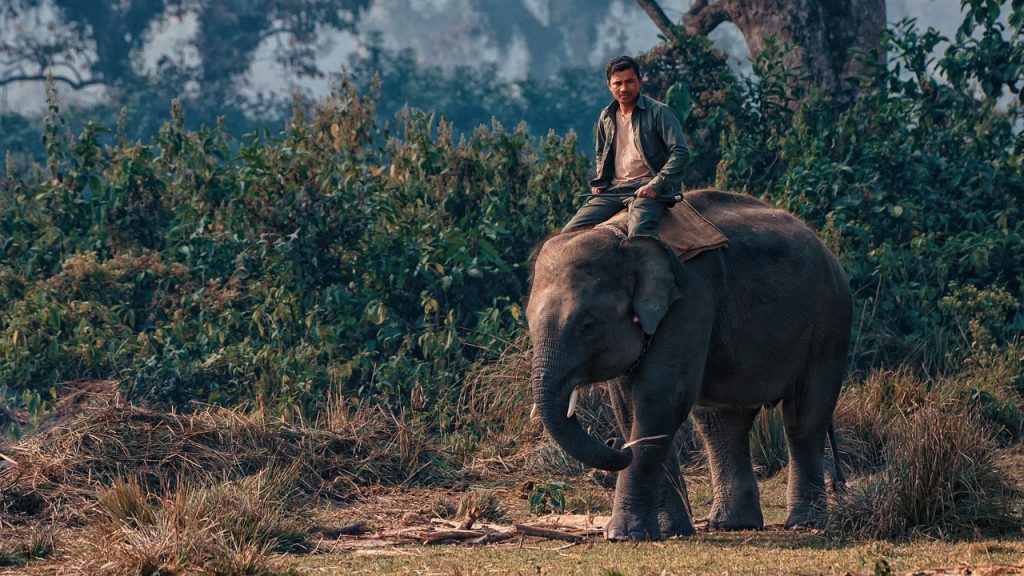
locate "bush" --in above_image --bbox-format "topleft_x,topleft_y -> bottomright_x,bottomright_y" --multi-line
0,78 -> 584,414
742,12 -> 1024,370
829,405 -> 1021,539
1,1 -> 1022,463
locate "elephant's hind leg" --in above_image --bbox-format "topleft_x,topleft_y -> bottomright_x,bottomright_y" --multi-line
693,406 -> 764,530
781,344 -> 845,528
781,403 -> 829,529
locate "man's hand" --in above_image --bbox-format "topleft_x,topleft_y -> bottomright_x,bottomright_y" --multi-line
591,187 -> 602,195
635,185 -> 656,199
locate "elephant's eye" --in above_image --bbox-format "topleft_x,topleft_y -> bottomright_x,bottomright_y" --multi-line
580,319 -> 596,337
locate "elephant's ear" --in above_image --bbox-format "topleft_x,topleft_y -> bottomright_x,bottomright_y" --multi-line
625,236 -> 684,336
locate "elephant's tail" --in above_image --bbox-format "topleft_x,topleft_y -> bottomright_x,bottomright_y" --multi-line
827,422 -> 847,494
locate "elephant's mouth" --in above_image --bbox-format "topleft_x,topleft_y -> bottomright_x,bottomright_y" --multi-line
532,350 -> 632,471
532,380 -> 596,421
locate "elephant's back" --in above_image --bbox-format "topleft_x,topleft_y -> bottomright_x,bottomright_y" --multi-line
683,189 -> 786,233
684,189 -> 830,264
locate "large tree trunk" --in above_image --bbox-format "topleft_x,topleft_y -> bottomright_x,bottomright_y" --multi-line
638,0 -> 886,102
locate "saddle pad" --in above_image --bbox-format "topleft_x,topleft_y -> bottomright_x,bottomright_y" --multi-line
597,199 -> 729,261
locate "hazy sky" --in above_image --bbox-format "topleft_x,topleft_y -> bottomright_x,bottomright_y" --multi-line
0,0 -> 969,116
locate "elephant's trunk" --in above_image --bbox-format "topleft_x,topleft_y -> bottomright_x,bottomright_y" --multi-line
532,344 -> 632,472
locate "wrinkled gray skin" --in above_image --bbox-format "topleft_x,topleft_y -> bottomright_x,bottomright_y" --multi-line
528,190 -> 852,541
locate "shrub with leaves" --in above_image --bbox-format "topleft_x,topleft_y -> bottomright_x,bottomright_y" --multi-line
0,77 -> 583,415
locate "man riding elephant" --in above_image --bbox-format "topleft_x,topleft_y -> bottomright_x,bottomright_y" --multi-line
562,55 -> 689,238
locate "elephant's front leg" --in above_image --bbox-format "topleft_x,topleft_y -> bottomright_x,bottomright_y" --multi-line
606,383 -> 689,541
608,380 -> 694,539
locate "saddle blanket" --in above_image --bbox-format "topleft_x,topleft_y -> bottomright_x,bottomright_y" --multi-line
596,193 -> 729,261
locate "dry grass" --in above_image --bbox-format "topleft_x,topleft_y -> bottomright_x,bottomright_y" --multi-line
0,528 -> 56,568
80,470 -> 310,575
750,405 -> 787,478
830,404 -> 1022,540
0,398 -> 451,525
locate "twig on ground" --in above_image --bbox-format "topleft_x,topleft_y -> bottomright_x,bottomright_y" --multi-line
458,506 -> 482,530
473,532 -> 516,545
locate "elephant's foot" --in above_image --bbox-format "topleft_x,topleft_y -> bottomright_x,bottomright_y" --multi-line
707,507 -> 764,531
707,489 -> 764,531
658,510 -> 695,538
657,483 -> 695,537
605,510 -> 663,541
783,500 -> 828,530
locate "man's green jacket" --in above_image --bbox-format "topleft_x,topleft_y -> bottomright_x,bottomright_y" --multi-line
588,93 -> 689,199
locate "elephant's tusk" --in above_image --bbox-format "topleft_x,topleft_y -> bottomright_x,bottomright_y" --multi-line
567,389 -> 579,419
530,403 -> 538,420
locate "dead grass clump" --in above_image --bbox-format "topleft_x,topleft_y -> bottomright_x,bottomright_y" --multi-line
85,471 -> 310,575
829,405 -> 1021,540
0,528 -> 56,567
1,401 -> 449,523
429,495 -> 459,519
834,367 -> 930,473
460,334 -> 538,446
456,489 -> 505,522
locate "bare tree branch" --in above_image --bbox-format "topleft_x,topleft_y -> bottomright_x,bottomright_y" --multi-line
0,73 -> 103,90
635,0 -> 678,41
682,0 -> 733,36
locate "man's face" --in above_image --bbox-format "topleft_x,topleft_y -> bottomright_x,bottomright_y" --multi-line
607,68 -> 642,108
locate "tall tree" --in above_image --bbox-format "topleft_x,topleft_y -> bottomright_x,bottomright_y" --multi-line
0,0 -> 370,93
636,0 -> 886,101
471,0 -> 622,77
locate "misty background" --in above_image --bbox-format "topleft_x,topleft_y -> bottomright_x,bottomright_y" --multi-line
0,0 -> 962,117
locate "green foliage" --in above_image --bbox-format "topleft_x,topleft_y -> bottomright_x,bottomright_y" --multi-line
349,41 -> 609,152
0,78 -> 582,416
528,479 -> 571,515
712,5 -> 1024,370
639,34 -> 745,187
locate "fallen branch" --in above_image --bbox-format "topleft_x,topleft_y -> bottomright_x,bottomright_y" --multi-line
513,524 -> 583,543
473,532 -> 516,545
423,529 -> 490,544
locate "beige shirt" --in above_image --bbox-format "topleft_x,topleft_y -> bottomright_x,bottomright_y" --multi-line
612,110 -> 652,186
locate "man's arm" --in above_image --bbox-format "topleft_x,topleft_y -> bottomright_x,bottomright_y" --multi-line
642,105 -> 689,197
588,113 -> 611,194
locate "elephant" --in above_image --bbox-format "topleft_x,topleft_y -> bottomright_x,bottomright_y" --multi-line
527,189 -> 852,541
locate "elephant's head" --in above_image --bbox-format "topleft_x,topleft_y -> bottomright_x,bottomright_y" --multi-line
526,231 -> 685,471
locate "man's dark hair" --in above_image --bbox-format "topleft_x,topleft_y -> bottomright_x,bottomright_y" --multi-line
605,55 -> 642,81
